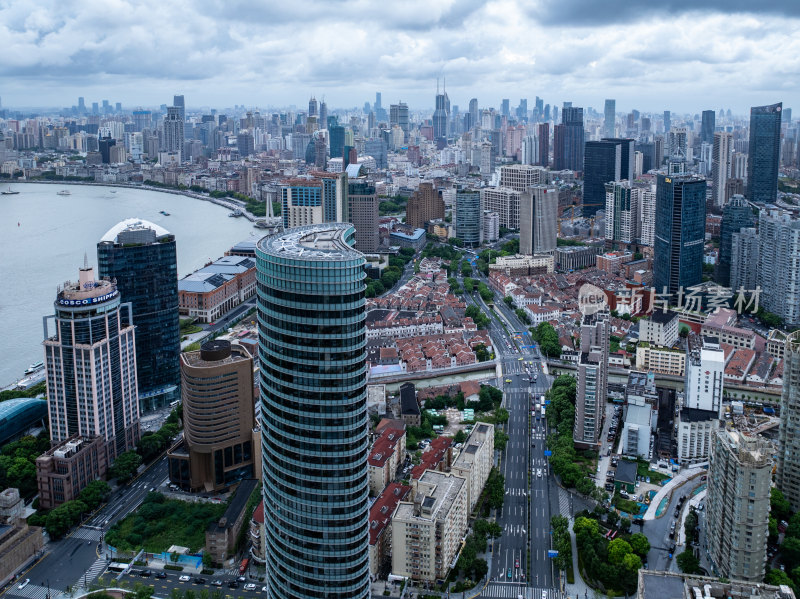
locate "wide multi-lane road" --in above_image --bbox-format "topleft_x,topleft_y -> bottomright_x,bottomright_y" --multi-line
463,283 -> 562,599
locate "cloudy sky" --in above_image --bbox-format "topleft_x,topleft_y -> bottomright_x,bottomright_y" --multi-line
1,0 -> 798,115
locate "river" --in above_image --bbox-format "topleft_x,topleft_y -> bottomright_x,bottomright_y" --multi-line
0,182 -> 259,386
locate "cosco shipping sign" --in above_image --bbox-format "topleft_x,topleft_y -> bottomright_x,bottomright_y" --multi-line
58,290 -> 118,306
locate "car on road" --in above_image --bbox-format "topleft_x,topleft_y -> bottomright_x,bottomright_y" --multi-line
156,572 -> 167,579
505,379 -> 512,383
262,587 -> 269,593
518,357 -> 523,361
515,558 -> 520,568
237,576 -> 247,583
179,576 -> 191,582
18,579 -> 30,590
193,577 -> 206,585
244,584 -> 257,591
507,568 -> 512,579
212,580 -> 223,587
228,581 -> 239,589
537,468 -> 542,478
140,570 -> 152,577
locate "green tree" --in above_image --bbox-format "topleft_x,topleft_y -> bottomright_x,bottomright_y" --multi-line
782,537 -> 800,571
170,590 -> 183,599
78,480 -> 111,511
472,557 -> 488,580
607,538 -> 633,565
576,477 -> 595,496
464,278 -> 475,294
622,552 -> 642,571
503,296 -> 514,307
765,569 -> 796,591
108,450 -> 142,483
628,533 -> 650,557
676,550 -> 701,574
453,430 -> 467,444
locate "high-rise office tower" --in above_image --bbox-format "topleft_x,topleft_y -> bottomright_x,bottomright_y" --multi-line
604,99 -> 615,139
468,98 -> 479,131
707,430 -> 772,582
319,101 -> 328,131
132,109 -> 151,133
638,184 -> 657,247
553,106 -> 584,172
701,109 -> 716,145
663,110 -> 671,133
97,219 -> 181,412
778,331 -> 800,511
501,98 -> 510,118
519,185 -> 558,255
257,224 -> 370,599
164,106 -> 184,162
43,263 -> 140,461
574,310 -> 609,450
604,181 -> 639,245
173,94 -> 185,122
329,125 -> 345,159
433,81 -> 450,141
517,98 -> 528,121
78,96 -> 86,113
347,178 -> 379,253
167,340 -> 255,491
747,102 -> 782,203
406,182 -> 444,229
237,132 -> 255,157
538,123 -> 549,167
583,140 -> 622,217
711,132 -> 733,208
757,210 -> 800,327
456,189 -> 482,247
281,172 -> 348,229
308,96 -> 318,117
389,102 -> 409,135
653,174 -> 707,295
717,195 -> 755,287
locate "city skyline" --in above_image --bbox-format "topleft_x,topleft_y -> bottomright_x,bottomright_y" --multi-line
1,1 -> 799,112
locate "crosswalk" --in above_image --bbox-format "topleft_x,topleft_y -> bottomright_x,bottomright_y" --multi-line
8,584 -> 52,599
72,557 -> 109,593
71,526 -> 102,541
558,488 -> 571,517
480,582 -> 562,599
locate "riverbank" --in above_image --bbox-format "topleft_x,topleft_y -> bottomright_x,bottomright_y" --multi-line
13,179 -> 264,222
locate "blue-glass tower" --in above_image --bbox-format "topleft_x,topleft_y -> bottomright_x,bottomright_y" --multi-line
456,189 -> 482,247
256,224 -> 369,599
653,175 -> 707,296
97,219 -> 180,412
747,102 -> 782,204
717,194 -> 755,287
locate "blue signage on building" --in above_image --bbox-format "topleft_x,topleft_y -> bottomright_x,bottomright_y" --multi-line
58,289 -> 118,306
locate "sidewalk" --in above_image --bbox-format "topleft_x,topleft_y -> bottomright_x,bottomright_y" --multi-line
563,515 -> 593,599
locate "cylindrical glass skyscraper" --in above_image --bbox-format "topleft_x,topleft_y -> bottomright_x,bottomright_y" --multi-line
256,224 -> 369,599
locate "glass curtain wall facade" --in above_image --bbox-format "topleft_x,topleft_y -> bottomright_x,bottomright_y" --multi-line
456,190 -> 482,247
747,102 -> 782,204
256,224 -> 370,599
97,219 -> 181,411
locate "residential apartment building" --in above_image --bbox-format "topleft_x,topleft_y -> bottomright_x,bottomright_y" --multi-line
348,178 -> 380,253
391,471 -> 468,582
758,210 -> 800,328
482,211 -> 500,243
367,426 -> 407,496
707,430 -> 773,582
520,185 -> 558,255
451,423 -> 495,512
635,342 -> 686,376
730,227 -> 759,293
621,372 -> 657,459
481,187 -> 520,230
178,255 -> 257,323
638,310 -> 679,347
406,182 -> 445,229
701,309 -> 756,350
369,483 -> 411,578
778,330 -> 800,511
684,337 -> 725,414
574,311 -> 610,450
36,435 -> 108,510
499,164 -> 544,191
489,254 -> 554,276
676,408 -> 719,465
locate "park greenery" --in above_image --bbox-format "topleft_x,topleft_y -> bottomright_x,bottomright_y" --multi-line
454,519 -> 502,583
573,512 -> 648,596
530,322 -> 561,358
365,247 -> 415,298
179,318 -> 202,336
105,491 -> 225,553
422,241 -> 462,262
0,433 -> 51,498
551,515 -> 573,573
378,194 -> 408,216
0,381 -> 47,402
545,376 -> 601,498
137,406 -> 182,463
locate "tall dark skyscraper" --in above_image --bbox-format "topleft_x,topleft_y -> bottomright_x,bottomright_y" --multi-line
582,138 -> 634,217
747,102 -> 782,204
257,223 -> 370,599
501,98 -> 510,118
717,194 -> 755,287
553,106 -> 584,172
97,219 -> 181,412
653,174 -> 707,295
308,96 -> 318,117
538,123 -> 550,167
663,110 -> 671,133
701,109 -> 716,145
329,124 -> 345,159
433,80 -> 450,141
583,141 -> 622,218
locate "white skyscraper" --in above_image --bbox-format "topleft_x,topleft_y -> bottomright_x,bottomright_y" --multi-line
684,337 -> 725,414
520,185 -> 557,255
711,132 -> 733,207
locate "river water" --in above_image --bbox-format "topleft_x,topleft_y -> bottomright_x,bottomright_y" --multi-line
0,183 -> 259,386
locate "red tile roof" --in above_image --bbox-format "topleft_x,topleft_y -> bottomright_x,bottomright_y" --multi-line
251,499 -> 264,525
369,483 -> 411,545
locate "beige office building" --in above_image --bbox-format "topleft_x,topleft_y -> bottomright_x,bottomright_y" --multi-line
168,340 -> 255,492
451,423 -> 495,513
